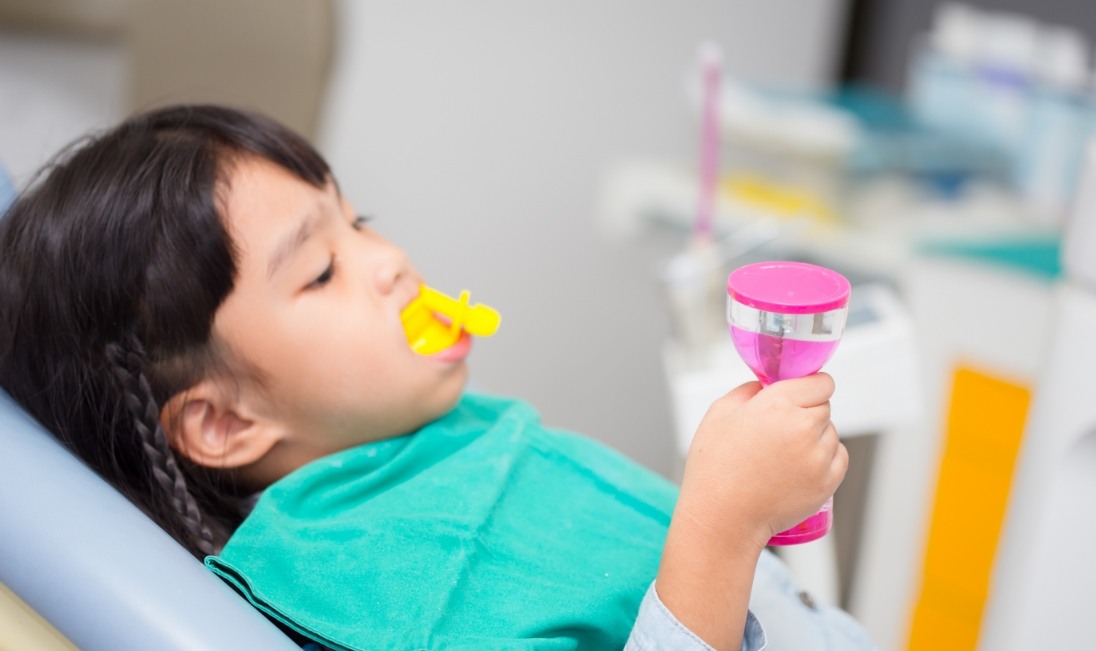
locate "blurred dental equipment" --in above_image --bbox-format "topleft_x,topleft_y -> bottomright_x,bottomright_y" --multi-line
909,3 -> 1096,224
658,42 -> 727,366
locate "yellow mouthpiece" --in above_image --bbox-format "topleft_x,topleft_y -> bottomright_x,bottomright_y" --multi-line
400,285 -> 501,355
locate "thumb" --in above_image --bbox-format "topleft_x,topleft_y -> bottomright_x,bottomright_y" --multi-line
720,380 -> 763,410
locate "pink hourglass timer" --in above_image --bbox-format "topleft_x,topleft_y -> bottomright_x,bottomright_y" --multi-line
727,261 -> 850,545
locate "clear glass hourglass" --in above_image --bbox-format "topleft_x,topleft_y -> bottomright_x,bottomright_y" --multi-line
727,261 -> 850,545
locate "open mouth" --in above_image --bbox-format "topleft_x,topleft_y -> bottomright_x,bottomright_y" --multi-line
399,284 -> 499,357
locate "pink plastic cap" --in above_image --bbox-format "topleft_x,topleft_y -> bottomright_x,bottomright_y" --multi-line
727,261 -> 851,314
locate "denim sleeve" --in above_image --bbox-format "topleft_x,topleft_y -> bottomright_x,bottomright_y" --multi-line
625,582 -> 767,651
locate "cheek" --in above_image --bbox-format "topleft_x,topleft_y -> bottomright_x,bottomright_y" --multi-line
219,291 -> 421,403
310,318 -> 415,387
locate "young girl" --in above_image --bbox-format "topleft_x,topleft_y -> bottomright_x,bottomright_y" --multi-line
0,105 -> 876,650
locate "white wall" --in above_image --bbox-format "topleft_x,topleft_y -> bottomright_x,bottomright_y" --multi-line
0,30 -> 127,187
318,1 -> 849,475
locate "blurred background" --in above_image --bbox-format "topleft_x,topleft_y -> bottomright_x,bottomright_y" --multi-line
2,1 -> 1095,649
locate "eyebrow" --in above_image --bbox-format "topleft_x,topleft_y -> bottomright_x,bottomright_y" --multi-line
267,201 -> 329,280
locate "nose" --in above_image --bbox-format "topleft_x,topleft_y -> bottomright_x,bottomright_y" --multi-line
372,237 -> 415,295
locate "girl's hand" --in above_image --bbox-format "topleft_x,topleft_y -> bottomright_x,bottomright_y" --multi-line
653,375 -> 846,650
677,373 -> 848,552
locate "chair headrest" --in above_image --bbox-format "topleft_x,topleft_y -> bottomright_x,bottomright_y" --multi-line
0,389 -> 298,650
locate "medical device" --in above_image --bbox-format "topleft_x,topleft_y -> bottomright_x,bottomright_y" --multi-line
400,285 -> 501,355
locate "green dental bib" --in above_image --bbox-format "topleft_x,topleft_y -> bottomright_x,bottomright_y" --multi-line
206,393 -> 678,650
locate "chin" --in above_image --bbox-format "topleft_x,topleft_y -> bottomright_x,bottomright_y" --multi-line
415,370 -> 469,428
438,370 -> 469,412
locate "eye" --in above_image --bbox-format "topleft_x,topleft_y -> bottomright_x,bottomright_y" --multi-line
351,214 -> 373,231
307,257 -> 337,290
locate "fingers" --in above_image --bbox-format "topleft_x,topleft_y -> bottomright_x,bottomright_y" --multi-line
803,401 -> 832,433
819,420 -> 840,449
823,426 -> 849,491
831,443 -> 850,492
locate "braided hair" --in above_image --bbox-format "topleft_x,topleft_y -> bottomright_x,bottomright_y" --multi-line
0,105 -> 330,558
104,335 -> 218,555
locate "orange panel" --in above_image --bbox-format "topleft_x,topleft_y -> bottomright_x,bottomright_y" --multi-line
907,367 -> 1031,651
909,599 -> 980,651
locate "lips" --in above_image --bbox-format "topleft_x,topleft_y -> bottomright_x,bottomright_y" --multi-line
427,329 -> 472,362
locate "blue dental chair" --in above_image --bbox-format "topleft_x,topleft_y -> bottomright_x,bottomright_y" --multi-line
0,388 -> 301,650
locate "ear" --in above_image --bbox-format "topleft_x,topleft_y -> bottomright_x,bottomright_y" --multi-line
160,380 -> 282,470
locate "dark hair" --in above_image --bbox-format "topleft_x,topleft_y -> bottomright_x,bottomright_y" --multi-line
0,105 -> 330,559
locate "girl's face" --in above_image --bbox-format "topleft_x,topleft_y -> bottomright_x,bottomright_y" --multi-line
212,156 -> 469,473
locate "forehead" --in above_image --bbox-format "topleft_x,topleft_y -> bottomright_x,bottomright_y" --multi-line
220,156 -> 338,271
221,156 -> 329,233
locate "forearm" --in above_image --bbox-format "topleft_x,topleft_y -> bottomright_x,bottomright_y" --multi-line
654,509 -> 766,651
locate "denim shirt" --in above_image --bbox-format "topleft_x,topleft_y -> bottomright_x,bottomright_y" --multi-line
625,548 -> 880,651
625,582 -> 766,651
